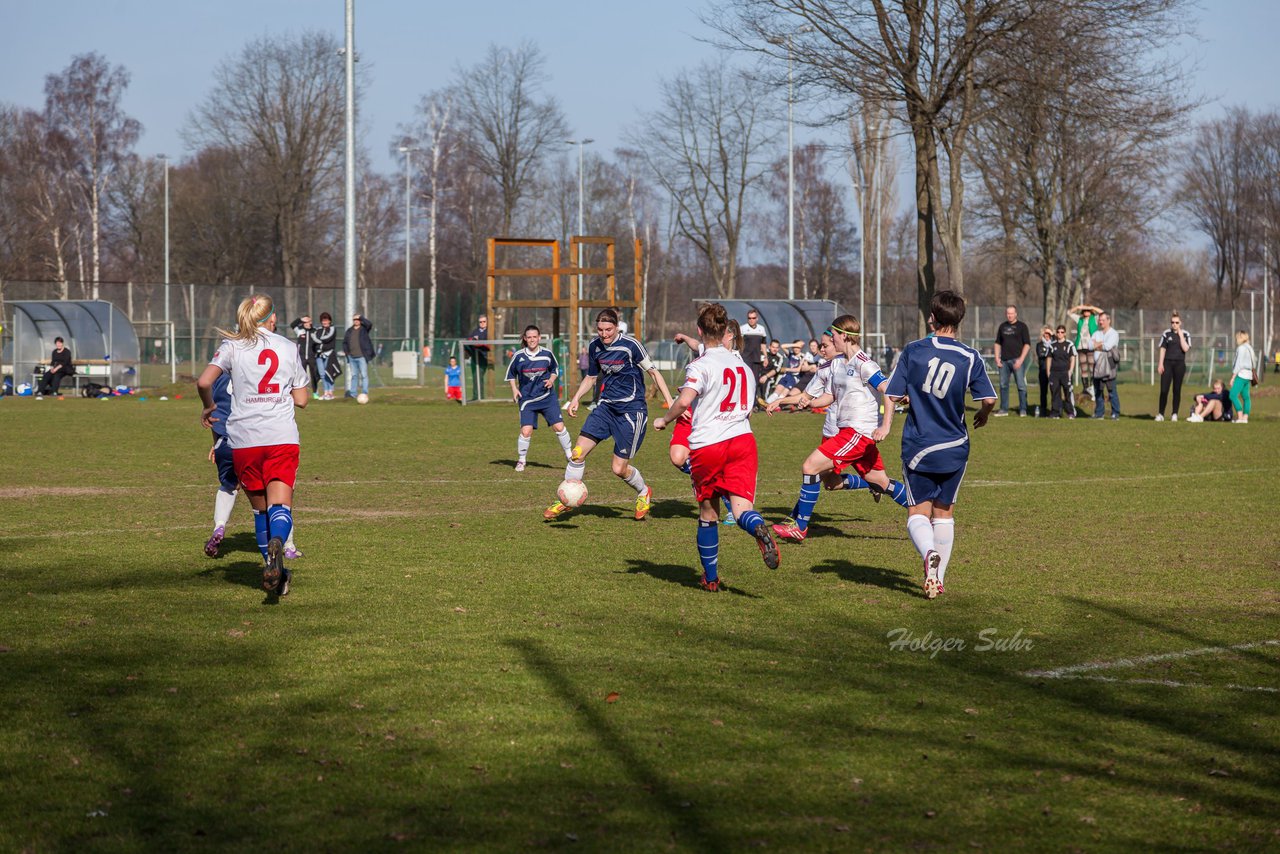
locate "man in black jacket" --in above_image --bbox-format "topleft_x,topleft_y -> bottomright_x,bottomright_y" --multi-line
342,314 -> 374,398
290,315 -> 321,393
38,337 -> 74,396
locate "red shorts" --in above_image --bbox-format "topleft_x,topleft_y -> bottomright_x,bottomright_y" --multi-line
232,444 -> 300,491
689,432 -> 758,503
669,414 -> 693,450
446,386 -> 462,401
817,427 -> 883,476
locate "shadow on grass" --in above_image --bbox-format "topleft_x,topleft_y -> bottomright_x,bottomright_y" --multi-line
810,559 -> 920,597
622,560 -> 763,599
490,457 -> 557,470
508,637 -> 730,852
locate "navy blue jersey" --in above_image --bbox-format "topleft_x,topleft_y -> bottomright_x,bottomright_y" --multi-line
211,373 -> 233,439
886,336 -> 996,473
587,334 -> 652,411
505,347 -> 558,407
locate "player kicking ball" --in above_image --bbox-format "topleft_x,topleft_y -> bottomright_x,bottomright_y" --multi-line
544,308 -> 673,521
772,315 -> 908,543
654,302 -> 779,591
507,324 -> 573,472
883,290 -> 996,599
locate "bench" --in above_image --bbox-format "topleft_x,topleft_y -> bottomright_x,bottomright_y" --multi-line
31,359 -> 112,394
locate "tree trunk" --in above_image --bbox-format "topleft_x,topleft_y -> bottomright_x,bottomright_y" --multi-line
911,121 -> 938,336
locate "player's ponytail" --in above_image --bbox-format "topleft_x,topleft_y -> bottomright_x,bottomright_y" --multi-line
215,294 -> 274,343
697,302 -> 728,341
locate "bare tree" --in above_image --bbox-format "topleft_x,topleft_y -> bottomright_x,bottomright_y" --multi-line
187,31 -> 347,287
42,53 -> 142,296
765,143 -> 854,299
632,58 -> 780,298
402,93 -> 455,350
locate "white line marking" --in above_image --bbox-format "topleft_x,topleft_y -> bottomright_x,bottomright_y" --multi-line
1022,639 -> 1279,678
1032,675 -> 1278,694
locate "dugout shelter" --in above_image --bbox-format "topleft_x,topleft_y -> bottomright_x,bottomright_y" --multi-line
2,300 -> 139,390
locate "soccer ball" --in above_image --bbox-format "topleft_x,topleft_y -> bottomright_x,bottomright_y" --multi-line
356,393 -> 369,405
557,479 -> 588,508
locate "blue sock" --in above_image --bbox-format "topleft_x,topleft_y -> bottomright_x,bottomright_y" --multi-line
795,474 -> 822,531
677,459 -> 693,475
252,510 -> 269,562
697,520 -> 719,582
888,479 -> 909,508
735,509 -> 764,535
843,473 -> 869,490
722,495 -> 734,516
268,504 -> 293,546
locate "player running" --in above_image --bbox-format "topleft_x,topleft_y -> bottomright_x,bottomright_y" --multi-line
670,320 -> 741,525
203,371 -> 301,560
654,302 -> 779,591
771,315 -> 908,543
883,290 -> 996,599
197,294 -> 309,597
507,324 -> 573,472
544,308 -> 673,521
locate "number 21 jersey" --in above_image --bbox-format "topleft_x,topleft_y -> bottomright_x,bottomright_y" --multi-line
681,346 -> 756,449
209,330 -> 309,449
885,336 -> 995,473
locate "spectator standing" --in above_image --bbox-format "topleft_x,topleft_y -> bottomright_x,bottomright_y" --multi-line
741,309 -> 768,386
1229,330 -> 1256,424
37,336 -> 74,396
312,313 -> 337,400
343,313 -> 374,399
1068,303 -> 1102,398
1156,312 -> 1191,421
994,305 -> 1032,416
1090,312 -> 1121,419
464,314 -> 492,401
1046,325 -> 1077,418
758,340 -> 784,405
290,315 -> 321,393
1035,326 -> 1053,417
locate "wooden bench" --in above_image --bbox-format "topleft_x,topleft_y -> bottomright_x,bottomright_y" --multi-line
31,359 -> 112,394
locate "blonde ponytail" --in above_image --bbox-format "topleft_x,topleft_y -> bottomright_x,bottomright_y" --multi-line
215,294 -> 274,343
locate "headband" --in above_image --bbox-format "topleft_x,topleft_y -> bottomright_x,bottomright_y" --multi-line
828,324 -> 860,338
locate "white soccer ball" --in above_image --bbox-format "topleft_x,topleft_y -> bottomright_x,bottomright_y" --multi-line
557,479 -> 588,508
356,393 -> 369,405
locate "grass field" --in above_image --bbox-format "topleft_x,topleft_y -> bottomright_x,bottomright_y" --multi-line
2,380 -> 1278,851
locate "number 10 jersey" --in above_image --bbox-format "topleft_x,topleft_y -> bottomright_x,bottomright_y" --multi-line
209,330 -> 309,450
680,346 -> 756,449
885,335 -> 996,473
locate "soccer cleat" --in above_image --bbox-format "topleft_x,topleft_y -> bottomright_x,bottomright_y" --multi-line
699,576 -> 721,593
866,483 -> 883,503
635,486 -> 653,520
284,544 -> 303,560
514,460 -> 527,472
543,500 -> 571,521
753,522 -> 781,570
721,515 -> 736,526
771,520 -> 807,542
277,568 -> 293,597
264,537 -> 284,592
204,525 -> 225,558
923,550 -> 941,600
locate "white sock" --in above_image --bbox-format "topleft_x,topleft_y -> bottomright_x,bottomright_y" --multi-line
214,489 -> 236,529
517,434 -> 531,461
907,514 -> 935,560
565,460 -> 586,481
555,429 -> 573,458
931,518 -> 955,584
623,465 -> 647,494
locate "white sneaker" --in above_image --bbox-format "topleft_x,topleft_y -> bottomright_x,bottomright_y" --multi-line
1171,413 -> 1177,422
1155,414 -> 1164,422
514,460 -> 527,472
1186,412 -> 1202,422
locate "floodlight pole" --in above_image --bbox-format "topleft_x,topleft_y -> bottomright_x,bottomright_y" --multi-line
399,145 -> 417,344
785,25 -> 812,303
874,132 -> 882,349
343,0 -> 358,327
567,138 -> 594,343
161,154 -> 174,384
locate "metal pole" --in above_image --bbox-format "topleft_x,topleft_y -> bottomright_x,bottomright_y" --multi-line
567,138 -> 594,343
787,39 -> 795,302
343,0 -> 358,326
858,176 -> 865,328
874,133 -> 882,348
162,154 -> 173,383
400,146 -> 414,344
189,283 -> 196,369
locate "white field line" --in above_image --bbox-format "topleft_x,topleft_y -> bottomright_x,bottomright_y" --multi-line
1022,639 -> 1280,694
1028,674 -> 1278,694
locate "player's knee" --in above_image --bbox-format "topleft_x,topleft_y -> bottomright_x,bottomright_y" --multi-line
612,460 -> 631,477
520,427 -> 533,438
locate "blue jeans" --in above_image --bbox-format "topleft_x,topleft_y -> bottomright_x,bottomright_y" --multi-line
347,356 -> 369,395
998,359 -> 1029,413
317,353 -> 334,394
1092,376 -> 1120,417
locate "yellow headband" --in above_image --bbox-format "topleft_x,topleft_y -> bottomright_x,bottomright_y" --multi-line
828,324 -> 860,338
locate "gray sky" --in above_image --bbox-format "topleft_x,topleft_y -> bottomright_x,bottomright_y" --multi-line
5,1 -> 1279,186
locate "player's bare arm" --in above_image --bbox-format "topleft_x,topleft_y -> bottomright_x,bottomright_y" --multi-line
972,398 -> 996,429
565,374 -> 596,417
654,387 -> 698,431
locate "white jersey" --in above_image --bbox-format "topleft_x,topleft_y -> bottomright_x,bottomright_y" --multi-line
829,349 -> 886,436
681,346 -> 756,449
209,330 -> 308,449
804,356 -> 845,438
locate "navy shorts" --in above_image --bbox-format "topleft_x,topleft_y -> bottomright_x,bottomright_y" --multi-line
901,462 -> 967,508
213,434 -> 238,492
580,404 -> 648,460
519,396 -> 564,429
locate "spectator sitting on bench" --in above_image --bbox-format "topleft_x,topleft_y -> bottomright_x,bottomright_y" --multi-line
38,337 -> 74,396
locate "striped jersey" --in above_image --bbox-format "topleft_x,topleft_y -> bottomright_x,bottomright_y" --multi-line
885,336 -> 996,473
803,356 -> 845,438
829,349 -> 888,436
505,346 -> 559,409
586,333 -> 652,411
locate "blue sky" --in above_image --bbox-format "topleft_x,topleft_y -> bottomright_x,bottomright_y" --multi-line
4,1 -> 1279,182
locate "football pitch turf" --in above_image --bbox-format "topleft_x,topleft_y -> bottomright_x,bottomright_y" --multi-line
1,384 -> 1277,851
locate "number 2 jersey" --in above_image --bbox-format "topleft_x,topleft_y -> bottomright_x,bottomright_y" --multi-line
209,330 -> 309,449
681,346 -> 756,449
885,335 -> 996,473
